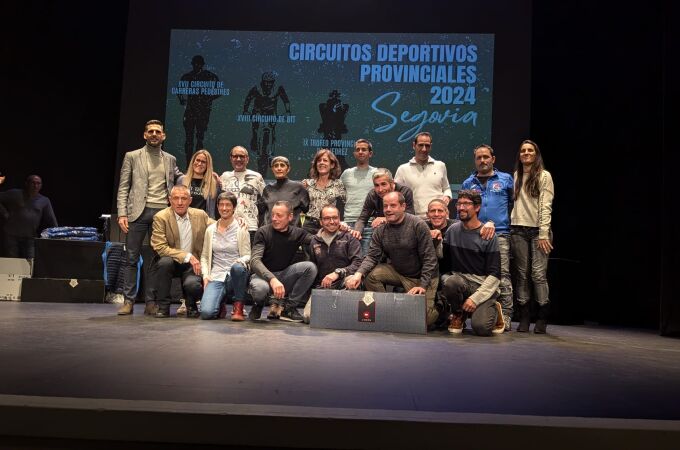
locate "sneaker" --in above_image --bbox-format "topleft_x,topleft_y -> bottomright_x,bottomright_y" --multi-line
176,299 -> 187,316
248,304 -> 264,321
447,312 -> 464,334
492,302 -> 505,335
186,308 -> 200,319
280,307 -> 304,323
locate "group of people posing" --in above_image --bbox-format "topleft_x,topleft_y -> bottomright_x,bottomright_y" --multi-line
116,120 -> 554,336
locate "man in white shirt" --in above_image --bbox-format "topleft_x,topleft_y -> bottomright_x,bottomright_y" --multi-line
394,131 -> 452,217
150,185 -> 213,317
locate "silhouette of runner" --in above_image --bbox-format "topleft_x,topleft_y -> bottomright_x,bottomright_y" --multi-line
178,55 -> 220,167
242,72 -> 291,175
318,90 -> 350,170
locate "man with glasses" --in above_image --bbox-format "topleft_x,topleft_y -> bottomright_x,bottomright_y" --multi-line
304,205 -> 362,323
220,145 -> 265,243
442,190 -> 505,336
461,144 -> 514,330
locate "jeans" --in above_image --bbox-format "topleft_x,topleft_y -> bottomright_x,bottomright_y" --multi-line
497,234 -> 513,322
346,222 -> 373,256
200,263 -> 249,319
250,261 -> 318,307
511,226 -> 550,306
442,272 -> 498,336
123,207 -> 163,303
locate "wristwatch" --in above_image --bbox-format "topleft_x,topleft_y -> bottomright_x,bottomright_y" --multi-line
334,268 -> 346,278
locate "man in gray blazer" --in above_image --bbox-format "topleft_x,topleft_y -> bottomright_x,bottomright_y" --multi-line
116,119 -> 182,315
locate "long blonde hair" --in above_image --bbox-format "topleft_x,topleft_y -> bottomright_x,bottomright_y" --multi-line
183,149 -> 217,199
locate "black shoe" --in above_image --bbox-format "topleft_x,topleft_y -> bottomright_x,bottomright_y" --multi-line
516,303 -> 530,332
186,308 -> 199,319
155,308 -> 170,318
280,307 -> 304,323
248,304 -> 264,321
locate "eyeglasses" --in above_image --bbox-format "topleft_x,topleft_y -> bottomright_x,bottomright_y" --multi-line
231,155 -> 247,159
456,201 -> 475,208
194,159 -> 208,165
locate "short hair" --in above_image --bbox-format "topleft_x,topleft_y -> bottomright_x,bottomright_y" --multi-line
428,198 -> 448,210
170,184 -> 190,196
272,200 -> 293,215
320,205 -> 339,219
413,131 -> 432,144
372,168 -> 394,183
457,189 -> 482,206
309,148 -> 341,180
271,155 -> 290,167
384,191 -> 406,205
230,146 -> 249,157
473,144 -> 494,156
144,119 -> 164,131
354,138 -> 373,152
217,192 -> 238,208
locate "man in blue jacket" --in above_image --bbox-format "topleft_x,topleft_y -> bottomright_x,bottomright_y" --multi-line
461,144 -> 514,330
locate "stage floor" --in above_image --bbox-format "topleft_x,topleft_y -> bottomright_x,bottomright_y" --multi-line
1,301 -> 679,448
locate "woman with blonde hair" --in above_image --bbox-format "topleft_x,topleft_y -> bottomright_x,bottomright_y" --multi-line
510,140 -> 555,334
178,149 -> 221,218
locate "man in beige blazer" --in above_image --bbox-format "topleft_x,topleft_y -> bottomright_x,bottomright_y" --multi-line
116,119 -> 183,316
150,184 -> 213,318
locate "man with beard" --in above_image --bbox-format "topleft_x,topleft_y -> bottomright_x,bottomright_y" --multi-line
461,144 -> 514,330
441,190 -> 505,336
116,119 -> 182,316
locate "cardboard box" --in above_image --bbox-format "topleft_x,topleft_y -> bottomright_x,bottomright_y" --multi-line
0,258 -> 32,301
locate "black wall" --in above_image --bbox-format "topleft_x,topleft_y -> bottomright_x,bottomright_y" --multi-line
2,1 -> 673,330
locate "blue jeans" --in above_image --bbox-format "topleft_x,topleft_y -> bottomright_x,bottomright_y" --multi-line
511,226 -> 550,306
345,222 -> 373,256
200,263 -> 249,320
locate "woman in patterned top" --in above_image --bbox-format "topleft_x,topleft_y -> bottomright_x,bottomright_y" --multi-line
302,148 -> 346,234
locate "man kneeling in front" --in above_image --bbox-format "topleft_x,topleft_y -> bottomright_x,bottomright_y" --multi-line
441,190 -> 505,335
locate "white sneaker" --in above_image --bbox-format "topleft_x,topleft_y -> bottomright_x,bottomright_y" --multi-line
176,299 -> 187,316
